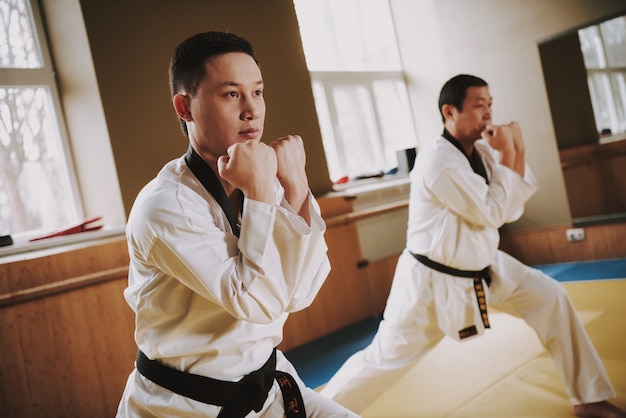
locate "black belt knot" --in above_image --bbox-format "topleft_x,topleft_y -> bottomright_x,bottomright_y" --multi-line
410,252 -> 491,331
136,348 -> 305,417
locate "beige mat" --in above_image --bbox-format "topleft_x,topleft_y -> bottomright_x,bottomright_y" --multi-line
361,279 -> 626,418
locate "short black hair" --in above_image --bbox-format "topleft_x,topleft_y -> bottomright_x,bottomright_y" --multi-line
168,31 -> 258,136
438,74 -> 488,122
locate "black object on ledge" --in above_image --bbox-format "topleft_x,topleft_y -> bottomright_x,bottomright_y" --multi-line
0,235 -> 13,247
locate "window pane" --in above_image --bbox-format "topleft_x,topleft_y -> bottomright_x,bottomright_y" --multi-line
293,0 -> 401,71
610,72 -> 626,134
0,87 -> 77,234
312,82 -> 344,182
332,85 -> 384,178
578,26 -> 605,68
600,16 -> 626,67
587,73 -> 615,134
372,80 -> 417,169
0,0 -> 42,69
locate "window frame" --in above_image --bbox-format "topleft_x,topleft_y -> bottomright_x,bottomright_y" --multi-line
0,0 -> 84,239
294,0 -> 418,188
311,70 -> 411,180
579,15 -> 626,139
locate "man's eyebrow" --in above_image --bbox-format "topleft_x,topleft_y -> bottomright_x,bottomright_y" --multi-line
221,80 -> 264,87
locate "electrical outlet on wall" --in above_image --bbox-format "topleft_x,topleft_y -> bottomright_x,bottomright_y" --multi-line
566,228 -> 585,242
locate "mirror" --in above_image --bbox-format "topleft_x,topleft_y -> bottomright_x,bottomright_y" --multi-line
538,12 -> 626,226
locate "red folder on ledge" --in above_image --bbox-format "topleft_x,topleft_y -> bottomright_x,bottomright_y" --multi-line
29,216 -> 103,242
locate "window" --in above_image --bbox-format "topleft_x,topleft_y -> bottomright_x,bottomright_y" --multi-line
293,0 -> 417,184
0,0 -> 82,238
578,15 -> 626,138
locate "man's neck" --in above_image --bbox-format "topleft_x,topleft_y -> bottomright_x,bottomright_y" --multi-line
442,128 -> 489,184
443,127 -> 476,156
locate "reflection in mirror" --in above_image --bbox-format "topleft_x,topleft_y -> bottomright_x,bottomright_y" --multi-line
578,16 -> 626,141
539,12 -> 626,226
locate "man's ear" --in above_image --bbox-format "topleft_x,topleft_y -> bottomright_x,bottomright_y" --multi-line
441,104 -> 455,121
173,94 -> 192,121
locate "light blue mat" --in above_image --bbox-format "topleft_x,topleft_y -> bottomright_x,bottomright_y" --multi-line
534,257 -> 626,282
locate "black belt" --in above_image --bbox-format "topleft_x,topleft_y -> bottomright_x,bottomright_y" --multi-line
136,348 -> 306,417
410,252 -> 491,334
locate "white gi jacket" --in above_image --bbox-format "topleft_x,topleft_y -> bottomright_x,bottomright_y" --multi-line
118,155 -> 331,415
403,135 -> 538,340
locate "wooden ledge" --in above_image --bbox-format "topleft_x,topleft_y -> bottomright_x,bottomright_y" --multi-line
0,265 -> 129,308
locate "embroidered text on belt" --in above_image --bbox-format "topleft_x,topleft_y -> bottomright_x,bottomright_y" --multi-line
410,252 -> 491,329
136,348 -> 305,417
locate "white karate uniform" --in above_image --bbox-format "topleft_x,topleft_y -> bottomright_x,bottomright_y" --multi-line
116,156 -> 357,417
321,136 -> 616,413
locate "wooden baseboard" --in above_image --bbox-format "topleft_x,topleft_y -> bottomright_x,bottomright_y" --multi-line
499,221 -> 626,266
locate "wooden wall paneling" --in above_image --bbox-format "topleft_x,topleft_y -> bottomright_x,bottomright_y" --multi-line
0,237 -> 129,294
322,222 -> 375,326
364,255 -> 399,314
499,221 -> 626,266
0,278 -> 136,418
0,237 -> 134,418
0,256 -> 55,295
280,221 -> 372,350
562,161 -> 608,219
605,153 -> 626,213
560,139 -> 626,219
317,194 -> 355,219
281,195 -> 407,351
279,301 -> 324,350
582,222 -> 626,260
281,194 -> 392,350
0,305 -> 30,417
0,266 -> 129,308
499,226 -> 564,265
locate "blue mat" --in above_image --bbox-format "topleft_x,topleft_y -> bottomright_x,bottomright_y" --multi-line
534,258 -> 626,282
285,258 -> 626,388
285,315 -> 380,389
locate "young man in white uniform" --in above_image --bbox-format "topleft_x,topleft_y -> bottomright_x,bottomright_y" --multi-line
116,31 -> 358,418
321,74 -> 625,418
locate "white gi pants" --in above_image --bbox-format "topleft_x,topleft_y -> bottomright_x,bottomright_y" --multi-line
321,250 -> 615,413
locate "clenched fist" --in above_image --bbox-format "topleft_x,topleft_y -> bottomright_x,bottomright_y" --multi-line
218,140 -> 277,204
482,122 -> 516,171
481,121 -> 525,176
269,135 -> 311,223
269,135 -> 307,187
481,123 -> 515,153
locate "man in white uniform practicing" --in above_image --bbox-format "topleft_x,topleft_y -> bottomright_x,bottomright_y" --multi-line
116,31 -> 358,418
321,74 -> 625,418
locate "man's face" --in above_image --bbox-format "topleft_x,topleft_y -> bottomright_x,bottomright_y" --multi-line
187,52 -> 266,159
452,86 -> 492,140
